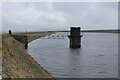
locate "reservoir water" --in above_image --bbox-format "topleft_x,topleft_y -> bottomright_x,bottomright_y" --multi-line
27,32 -> 118,78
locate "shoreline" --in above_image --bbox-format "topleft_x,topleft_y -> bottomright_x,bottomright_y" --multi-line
2,32 -> 56,78
1,29 -> 120,35
54,30 -> 120,33
1,31 -> 119,78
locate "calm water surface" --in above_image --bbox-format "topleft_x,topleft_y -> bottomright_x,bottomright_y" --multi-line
27,32 -> 118,78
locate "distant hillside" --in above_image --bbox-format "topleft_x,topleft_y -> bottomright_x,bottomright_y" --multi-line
81,29 -> 120,33
57,29 -> 120,33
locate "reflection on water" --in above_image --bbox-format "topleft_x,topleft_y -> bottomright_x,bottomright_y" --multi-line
27,32 -> 118,78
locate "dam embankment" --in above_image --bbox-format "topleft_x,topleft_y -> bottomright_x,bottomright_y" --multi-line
2,32 -> 56,78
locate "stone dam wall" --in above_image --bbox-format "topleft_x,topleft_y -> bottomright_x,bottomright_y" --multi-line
11,35 -> 28,44
2,35 -> 54,78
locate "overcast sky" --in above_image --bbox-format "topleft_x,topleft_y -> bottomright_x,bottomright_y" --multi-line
2,2 -> 118,32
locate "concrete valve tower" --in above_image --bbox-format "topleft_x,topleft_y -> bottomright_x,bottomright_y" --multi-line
68,27 -> 83,48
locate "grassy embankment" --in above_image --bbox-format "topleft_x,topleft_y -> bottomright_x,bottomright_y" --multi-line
81,29 -> 120,33
58,29 -> 120,33
2,31 -> 56,78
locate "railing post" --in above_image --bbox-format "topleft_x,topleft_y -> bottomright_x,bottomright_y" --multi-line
9,30 -> 12,35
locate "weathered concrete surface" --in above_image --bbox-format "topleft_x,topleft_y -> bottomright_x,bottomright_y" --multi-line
11,35 -> 28,44
2,32 -> 56,78
11,35 -> 28,49
68,27 -> 82,48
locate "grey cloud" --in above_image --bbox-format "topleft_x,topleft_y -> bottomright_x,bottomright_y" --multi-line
2,2 -> 118,33
53,2 -> 118,29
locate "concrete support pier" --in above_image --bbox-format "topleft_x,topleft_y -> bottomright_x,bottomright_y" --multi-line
68,27 -> 83,48
24,35 -> 28,49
